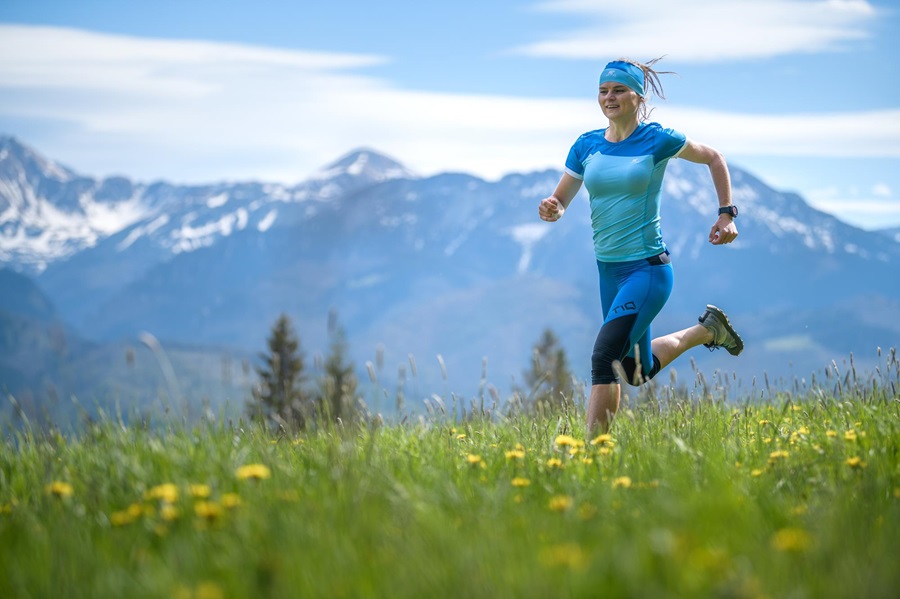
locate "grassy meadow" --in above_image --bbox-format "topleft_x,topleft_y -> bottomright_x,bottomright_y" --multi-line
2,350 -> 899,599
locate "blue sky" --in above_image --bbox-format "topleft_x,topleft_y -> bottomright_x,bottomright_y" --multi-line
1,0 -> 898,229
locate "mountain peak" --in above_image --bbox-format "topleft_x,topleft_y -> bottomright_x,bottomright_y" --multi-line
0,135 -> 75,182
313,148 -> 416,183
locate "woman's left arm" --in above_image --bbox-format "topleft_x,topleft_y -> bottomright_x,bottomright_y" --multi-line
679,139 -> 738,245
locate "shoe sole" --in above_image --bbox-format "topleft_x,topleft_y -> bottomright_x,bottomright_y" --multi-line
705,304 -> 744,356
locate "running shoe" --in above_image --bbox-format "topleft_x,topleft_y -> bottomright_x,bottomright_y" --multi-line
698,305 -> 744,356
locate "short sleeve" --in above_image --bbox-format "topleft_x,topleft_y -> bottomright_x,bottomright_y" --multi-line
653,125 -> 687,163
564,136 -> 586,180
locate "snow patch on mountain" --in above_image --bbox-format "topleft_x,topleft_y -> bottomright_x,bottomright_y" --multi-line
258,209 -> 277,232
509,223 -> 550,274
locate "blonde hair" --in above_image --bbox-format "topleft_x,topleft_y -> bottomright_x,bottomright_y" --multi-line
616,56 -> 676,121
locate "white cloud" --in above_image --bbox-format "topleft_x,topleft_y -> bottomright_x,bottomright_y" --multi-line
519,0 -> 877,62
0,24 -> 897,185
872,183 -> 892,198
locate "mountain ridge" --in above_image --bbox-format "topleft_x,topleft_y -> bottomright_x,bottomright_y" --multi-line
2,134 -> 899,419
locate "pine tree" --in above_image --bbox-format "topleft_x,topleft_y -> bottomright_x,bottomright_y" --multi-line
249,313 -> 308,430
316,314 -> 359,423
522,328 -> 576,411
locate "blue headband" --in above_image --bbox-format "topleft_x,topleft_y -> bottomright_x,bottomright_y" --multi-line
598,61 -> 645,97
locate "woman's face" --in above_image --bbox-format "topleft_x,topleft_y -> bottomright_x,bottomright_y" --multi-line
598,83 -> 641,120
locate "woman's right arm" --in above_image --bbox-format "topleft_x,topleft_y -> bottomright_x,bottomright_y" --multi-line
538,173 -> 582,222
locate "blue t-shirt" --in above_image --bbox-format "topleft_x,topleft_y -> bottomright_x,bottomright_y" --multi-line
565,122 -> 687,262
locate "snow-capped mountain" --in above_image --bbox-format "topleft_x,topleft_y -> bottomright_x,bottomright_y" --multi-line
2,134 -> 899,404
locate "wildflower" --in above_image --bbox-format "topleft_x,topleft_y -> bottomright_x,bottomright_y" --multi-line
843,430 -> 858,442
578,504 -> 598,520
612,476 -> 632,489
110,509 -> 136,526
581,457 -> 594,465
222,493 -> 241,510
46,481 -> 73,498
825,430 -> 838,437
466,454 -> 483,466
194,501 -> 223,522
456,434 -> 467,440
771,527 -> 811,552
590,433 -> 614,447
505,449 -> 525,460
751,469 -> 765,477
598,447 -> 612,456
189,484 -> 211,499
796,426 -> 811,435
548,495 -> 573,512
539,543 -> 587,570
195,581 -> 225,599
236,464 -> 271,481
758,419 -> 770,426
546,458 -> 563,469
768,450 -> 789,465
511,477 -> 531,488
555,434 -> 576,447
845,456 -> 866,469
160,504 -> 181,521
145,483 -> 179,503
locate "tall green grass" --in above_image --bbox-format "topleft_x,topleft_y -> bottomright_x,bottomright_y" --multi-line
1,350 -> 899,598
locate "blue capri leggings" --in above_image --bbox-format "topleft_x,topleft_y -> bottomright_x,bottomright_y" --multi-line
591,255 -> 674,386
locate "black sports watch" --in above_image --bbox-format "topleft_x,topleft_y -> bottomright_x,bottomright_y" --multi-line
718,205 -> 738,218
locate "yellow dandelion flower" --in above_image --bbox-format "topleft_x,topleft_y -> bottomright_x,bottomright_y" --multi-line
578,504 -> 598,520
456,433 -> 467,440
555,434 -> 577,447
826,430 -> 838,438
568,447 -> 581,456
844,430 -> 858,442
590,433 -> 614,446
612,476 -> 632,489
598,447 -> 612,456
195,582 -> 225,599
189,484 -> 211,499
758,419 -> 770,425
46,481 -> 73,498
546,458 -> 564,469
771,527 -> 811,552
160,504 -> 181,522
763,437 -> 773,444
548,495 -> 573,511
751,468 -> 765,477
791,405 -> 803,412
236,464 -> 271,481
511,477 -> 531,488
146,483 -> 179,503
796,426 -> 810,435
735,461 -> 743,468
515,443 -> 526,451
769,450 -> 789,461
194,501 -> 223,521
505,449 -> 525,460
466,454 -> 483,466
845,456 -> 866,469
539,543 -> 587,570
581,457 -> 594,465
220,493 -> 241,509
110,510 -> 136,526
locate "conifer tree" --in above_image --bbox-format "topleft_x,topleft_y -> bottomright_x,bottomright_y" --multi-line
249,313 -> 308,430
316,312 -> 359,423
522,328 -> 576,411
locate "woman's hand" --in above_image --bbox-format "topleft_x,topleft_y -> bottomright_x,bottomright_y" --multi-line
539,196 -> 565,222
709,215 -> 738,244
